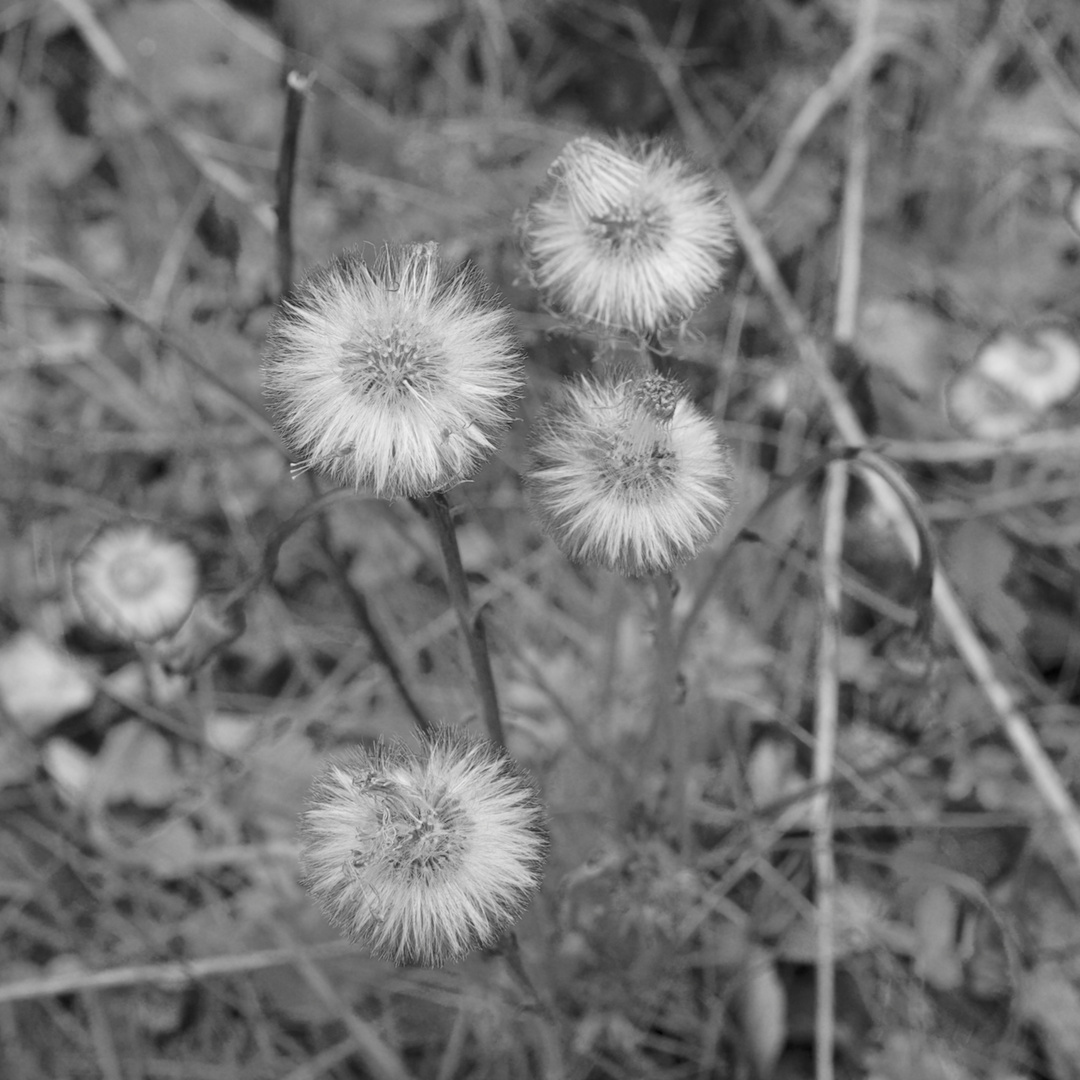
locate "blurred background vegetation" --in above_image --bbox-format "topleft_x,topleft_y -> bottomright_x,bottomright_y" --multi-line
3,0 -> 1080,1078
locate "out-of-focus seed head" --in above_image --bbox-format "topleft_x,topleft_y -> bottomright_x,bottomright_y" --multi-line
72,522 -> 200,643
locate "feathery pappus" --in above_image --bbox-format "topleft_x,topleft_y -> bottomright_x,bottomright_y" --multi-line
522,137 -> 734,337
300,727 -> 549,967
528,373 -> 734,576
263,243 -> 524,498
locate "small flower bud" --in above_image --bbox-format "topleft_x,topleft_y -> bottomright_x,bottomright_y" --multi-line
300,727 -> 549,967
522,136 -> 734,336
527,374 -> 735,576
72,523 -> 199,643
262,243 -> 524,498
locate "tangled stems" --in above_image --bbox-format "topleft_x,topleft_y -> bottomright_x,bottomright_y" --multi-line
424,491 -> 506,747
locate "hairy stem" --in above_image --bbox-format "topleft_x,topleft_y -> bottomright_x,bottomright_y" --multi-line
425,491 -> 506,747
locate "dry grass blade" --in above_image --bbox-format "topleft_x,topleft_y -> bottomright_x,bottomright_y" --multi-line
0,942 -> 363,1006
813,461 -> 847,1080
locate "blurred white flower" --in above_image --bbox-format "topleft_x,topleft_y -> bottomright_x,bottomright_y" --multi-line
972,324 -> 1080,413
523,136 -> 734,336
300,727 -> 549,967
263,243 -> 523,498
72,523 -> 199,643
528,374 -> 734,576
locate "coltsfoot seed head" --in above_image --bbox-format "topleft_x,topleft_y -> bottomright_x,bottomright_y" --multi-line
299,727 -> 549,967
72,522 -> 200,643
522,136 -> 735,336
527,374 -> 735,577
262,244 -> 524,498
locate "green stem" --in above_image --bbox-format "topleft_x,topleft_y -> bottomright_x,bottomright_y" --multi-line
425,491 -> 506,747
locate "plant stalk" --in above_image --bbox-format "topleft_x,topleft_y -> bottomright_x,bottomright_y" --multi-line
651,571 -> 689,850
425,491 -> 506,747
274,69 -> 314,296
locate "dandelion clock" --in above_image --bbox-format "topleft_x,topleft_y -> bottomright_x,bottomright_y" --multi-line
263,243 -> 524,498
300,727 -> 549,967
528,373 -> 734,576
523,136 -> 735,336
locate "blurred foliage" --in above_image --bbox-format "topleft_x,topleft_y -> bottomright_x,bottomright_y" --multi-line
3,0 -> 1080,1078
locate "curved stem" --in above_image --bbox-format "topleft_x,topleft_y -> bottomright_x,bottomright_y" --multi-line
425,491 -> 506,747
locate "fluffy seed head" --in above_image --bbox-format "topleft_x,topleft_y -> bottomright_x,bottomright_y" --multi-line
263,244 -> 524,498
522,136 -> 735,336
72,522 -> 199,642
300,727 -> 549,967
527,374 -> 734,576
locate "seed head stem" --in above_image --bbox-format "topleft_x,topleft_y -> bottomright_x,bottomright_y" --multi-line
274,69 -> 314,297
424,491 -> 506,747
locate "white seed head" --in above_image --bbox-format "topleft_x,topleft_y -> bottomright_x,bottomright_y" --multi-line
72,522 -> 199,643
300,727 -> 549,967
527,374 -> 735,576
523,137 -> 734,336
263,244 -> 524,498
